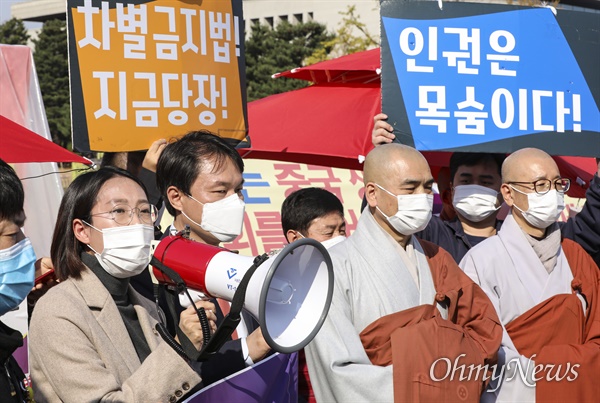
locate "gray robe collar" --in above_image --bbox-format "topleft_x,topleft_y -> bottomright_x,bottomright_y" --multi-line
348,209 -> 440,314
498,213 -> 573,306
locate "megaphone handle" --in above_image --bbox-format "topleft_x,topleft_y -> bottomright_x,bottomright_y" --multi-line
151,256 -> 213,351
196,253 -> 270,360
150,254 -> 270,361
197,313 -> 241,356
159,284 -> 208,361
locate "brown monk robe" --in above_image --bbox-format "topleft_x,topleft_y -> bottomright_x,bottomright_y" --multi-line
360,239 -> 502,402
504,238 -> 600,402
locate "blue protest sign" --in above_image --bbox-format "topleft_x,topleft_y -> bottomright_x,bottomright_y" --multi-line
381,1 -> 600,156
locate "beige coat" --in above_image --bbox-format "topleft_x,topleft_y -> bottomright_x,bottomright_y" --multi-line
29,266 -> 201,403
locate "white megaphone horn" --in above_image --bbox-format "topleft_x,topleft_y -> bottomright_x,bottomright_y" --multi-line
152,235 -> 334,353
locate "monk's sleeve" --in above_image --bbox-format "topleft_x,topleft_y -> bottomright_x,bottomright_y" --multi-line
304,273 -> 393,402
535,291 -> 600,362
460,252 -> 536,403
531,326 -> 600,401
533,268 -> 600,400
450,265 -> 501,369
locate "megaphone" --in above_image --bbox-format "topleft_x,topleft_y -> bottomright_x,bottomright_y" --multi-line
152,235 -> 334,353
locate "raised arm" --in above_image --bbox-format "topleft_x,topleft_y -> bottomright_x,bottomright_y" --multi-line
372,113 -> 396,146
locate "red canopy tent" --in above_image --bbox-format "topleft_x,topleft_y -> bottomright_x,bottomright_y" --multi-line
244,48 -> 597,198
242,82 -> 379,170
273,48 -> 381,84
0,115 -> 91,165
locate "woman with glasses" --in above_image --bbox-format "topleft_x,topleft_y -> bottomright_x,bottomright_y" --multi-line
28,167 -> 216,402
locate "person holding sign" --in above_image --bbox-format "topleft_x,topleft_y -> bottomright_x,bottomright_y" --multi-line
460,148 -> 600,402
28,167 -> 214,402
305,144 -> 502,402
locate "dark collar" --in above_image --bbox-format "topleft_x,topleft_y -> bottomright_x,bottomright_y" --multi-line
81,252 -> 130,300
444,216 -> 504,238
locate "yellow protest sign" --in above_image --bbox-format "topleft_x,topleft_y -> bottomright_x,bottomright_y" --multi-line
68,0 -> 247,152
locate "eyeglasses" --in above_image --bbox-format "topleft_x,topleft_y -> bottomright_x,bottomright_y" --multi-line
89,203 -> 158,226
508,178 -> 571,195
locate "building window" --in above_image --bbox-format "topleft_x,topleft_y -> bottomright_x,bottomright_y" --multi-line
293,13 -> 303,23
265,16 -> 274,28
251,18 -> 259,27
308,12 -> 314,21
279,15 -> 288,24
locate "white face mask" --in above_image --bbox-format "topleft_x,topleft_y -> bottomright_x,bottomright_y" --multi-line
86,223 -> 154,278
510,187 -> 565,229
452,184 -> 501,223
375,184 -> 433,235
185,193 -> 245,243
320,235 -> 346,249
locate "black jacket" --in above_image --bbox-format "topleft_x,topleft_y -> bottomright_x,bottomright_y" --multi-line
417,216 -> 503,264
418,174 -> 600,266
129,227 -> 258,389
560,174 -> 600,268
0,321 -> 29,403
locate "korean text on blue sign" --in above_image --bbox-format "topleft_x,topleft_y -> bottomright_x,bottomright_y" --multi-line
381,6 -> 600,152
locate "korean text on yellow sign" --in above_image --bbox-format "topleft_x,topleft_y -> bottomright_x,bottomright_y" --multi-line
68,0 -> 247,152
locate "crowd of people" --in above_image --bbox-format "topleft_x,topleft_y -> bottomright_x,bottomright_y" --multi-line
0,122 -> 599,402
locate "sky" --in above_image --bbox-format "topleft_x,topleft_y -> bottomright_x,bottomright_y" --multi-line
1,0 -> 25,23
0,0 -> 40,27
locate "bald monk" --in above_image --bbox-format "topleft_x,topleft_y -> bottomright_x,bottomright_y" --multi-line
304,144 -> 502,402
461,148 -> 600,402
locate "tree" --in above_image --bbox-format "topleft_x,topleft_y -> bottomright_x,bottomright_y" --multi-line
33,19 -> 70,149
245,21 -> 335,101
306,5 -> 378,65
0,18 -> 30,45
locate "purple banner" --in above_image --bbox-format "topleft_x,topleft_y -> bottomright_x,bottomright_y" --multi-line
183,352 -> 299,403
13,336 -> 28,374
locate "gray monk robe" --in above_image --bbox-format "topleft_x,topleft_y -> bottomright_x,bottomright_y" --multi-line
305,209 -> 502,402
461,213 -> 600,403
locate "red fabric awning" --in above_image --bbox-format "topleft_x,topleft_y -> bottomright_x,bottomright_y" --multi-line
272,48 -> 380,84
0,115 -> 91,165
241,82 -> 380,170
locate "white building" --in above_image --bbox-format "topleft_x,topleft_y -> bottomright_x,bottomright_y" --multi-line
11,0 -> 599,41
11,0 -> 382,39
242,0 -> 380,38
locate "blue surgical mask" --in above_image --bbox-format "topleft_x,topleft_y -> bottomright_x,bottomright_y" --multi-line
0,238 -> 36,315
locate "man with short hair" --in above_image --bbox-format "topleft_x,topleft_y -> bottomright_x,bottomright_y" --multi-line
461,148 -> 600,402
305,144 -> 502,402
280,187 -> 346,403
155,131 -> 271,388
281,187 -> 346,247
417,152 -> 506,261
